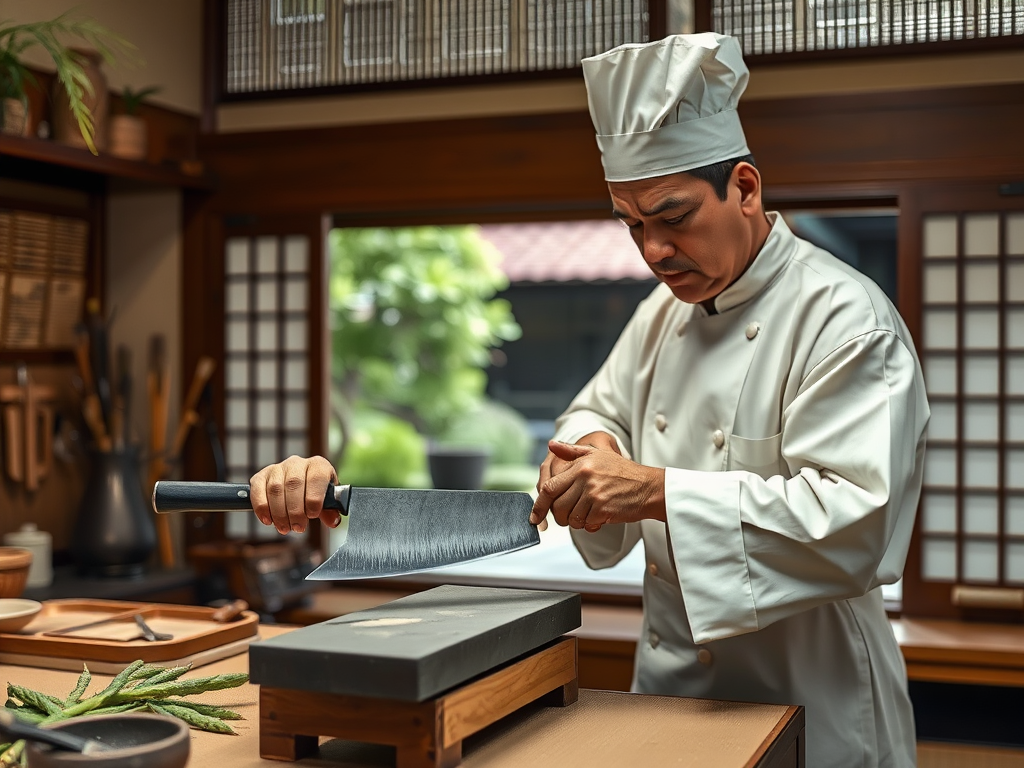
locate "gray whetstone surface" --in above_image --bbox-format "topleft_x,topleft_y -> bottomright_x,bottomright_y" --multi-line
248,584 -> 581,701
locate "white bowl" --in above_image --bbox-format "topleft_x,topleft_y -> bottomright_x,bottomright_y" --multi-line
0,598 -> 42,633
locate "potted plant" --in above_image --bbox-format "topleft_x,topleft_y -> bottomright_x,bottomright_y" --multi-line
0,12 -> 132,152
109,85 -> 159,160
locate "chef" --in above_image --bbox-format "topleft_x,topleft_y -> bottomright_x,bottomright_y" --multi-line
529,32 -> 929,768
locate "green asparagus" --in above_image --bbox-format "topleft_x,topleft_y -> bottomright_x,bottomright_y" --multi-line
0,660 -> 248,767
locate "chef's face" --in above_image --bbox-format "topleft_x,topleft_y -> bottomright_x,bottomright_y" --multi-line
609,163 -> 765,305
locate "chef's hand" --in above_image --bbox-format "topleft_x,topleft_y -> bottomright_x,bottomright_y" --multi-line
532,431 -> 621,531
250,455 -> 342,535
532,440 -> 665,532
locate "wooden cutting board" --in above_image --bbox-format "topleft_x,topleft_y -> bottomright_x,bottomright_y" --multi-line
249,584 -> 581,702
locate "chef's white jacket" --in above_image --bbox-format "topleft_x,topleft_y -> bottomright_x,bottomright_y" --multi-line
558,213 -> 929,768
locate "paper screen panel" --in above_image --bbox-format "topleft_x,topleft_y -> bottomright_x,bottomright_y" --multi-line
223,234 -> 312,540
963,494 -> 999,535
962,540 -> 999,583
964,355 -> 999,395
1006,542 -> 1024,584
924,263 -> 957,303
917,210 -> 1024,598
922,492 -> 957,534
922,538 -> 957,581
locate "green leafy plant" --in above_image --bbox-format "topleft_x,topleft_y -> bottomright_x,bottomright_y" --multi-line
329,226 -> 522,470
1,660 -> 248,766
0,12 -> 135,153
120,84 -> 160,115
336,405 -> 427,488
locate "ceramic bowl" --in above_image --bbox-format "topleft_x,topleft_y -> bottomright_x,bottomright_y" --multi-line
0,598 -> 42,633
0,547 -> 33,598
24,713 -> 190,768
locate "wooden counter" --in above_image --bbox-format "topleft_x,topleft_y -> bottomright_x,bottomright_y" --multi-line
891,617 -> 1024,687
0,626 -> 804,768
282,590 -> 1024,691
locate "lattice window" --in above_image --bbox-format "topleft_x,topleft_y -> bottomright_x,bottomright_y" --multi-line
918,211 -> 1024,590
223,0 -> 651,93
711,0 -> 1024,55
223,234 -> 312,538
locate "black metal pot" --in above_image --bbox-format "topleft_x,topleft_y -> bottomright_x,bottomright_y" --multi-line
71,449 -> 156,577
427,445 -> 491,490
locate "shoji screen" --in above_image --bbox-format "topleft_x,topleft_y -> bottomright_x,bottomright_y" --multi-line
221,230 -> 325,539
913,208 -> 1024,614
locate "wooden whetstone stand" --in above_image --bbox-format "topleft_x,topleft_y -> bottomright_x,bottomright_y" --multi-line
259,635 -> 579,768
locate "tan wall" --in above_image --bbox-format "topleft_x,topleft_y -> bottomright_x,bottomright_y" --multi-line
105,189 -> 183,463
216,47 -> 1024,132
2,0 -> 203,115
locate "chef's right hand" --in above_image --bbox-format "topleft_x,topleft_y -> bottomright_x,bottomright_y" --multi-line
533,431 -> 621,530
250,455 -> 342,535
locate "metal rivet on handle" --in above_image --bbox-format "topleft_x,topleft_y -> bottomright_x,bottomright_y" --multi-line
238,490 -> 248,498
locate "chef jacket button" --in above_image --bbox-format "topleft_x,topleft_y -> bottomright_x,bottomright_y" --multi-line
697,648 -> 713,665
648,562 -> 659,577
712,430 -> 725,449
649,632 -> 660,649
745,322 -> 760,340
654,414 -> 667,432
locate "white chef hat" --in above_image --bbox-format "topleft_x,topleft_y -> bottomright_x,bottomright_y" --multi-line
582,33 -> 751,183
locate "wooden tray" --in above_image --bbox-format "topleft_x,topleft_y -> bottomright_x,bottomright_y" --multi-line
0,599 -> 259,665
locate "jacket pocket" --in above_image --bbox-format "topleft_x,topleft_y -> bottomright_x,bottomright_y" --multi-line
728,432 -> 783,480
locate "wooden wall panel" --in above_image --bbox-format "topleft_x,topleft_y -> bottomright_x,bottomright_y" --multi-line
199,112 -> 609,218
199,83 -> 1024,219
742,84 -> 1024,187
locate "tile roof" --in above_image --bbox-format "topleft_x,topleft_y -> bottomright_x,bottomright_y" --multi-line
478,220 -> 654,284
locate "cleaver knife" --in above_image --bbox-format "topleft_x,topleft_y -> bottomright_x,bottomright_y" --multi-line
152,481 -> 540,580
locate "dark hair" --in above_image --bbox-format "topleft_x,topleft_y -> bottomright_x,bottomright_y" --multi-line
685,154 -> 757,202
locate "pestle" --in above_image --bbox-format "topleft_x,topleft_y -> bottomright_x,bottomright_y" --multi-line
0,710 -> 107,755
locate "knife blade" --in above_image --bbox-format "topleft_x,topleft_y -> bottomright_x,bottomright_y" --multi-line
152,481 -> 540,580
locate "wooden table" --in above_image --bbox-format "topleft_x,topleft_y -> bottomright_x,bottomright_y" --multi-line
891,618 -> 1024,687
0,626 -> 804,768
282,589 -> 1024,690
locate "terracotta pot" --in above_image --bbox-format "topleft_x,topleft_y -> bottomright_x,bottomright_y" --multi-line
1,98 -> 30,137
109,114 -> 147,160
0,546 -> 32,598
51,48 -> 108,151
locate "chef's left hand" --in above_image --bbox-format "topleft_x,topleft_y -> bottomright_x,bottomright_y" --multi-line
531,440 -> 666,532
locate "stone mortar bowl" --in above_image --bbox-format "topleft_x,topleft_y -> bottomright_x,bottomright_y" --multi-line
25,714 -> 189,768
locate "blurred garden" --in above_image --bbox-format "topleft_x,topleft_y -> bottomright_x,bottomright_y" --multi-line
327,226 -> 538,492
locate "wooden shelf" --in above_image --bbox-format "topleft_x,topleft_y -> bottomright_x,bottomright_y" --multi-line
0,133 -> 214,190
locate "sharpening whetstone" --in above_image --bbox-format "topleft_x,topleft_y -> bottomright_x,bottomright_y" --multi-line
248,584 -> 581,702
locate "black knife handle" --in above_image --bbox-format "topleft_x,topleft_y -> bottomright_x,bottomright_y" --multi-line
153,481 -> 349,514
